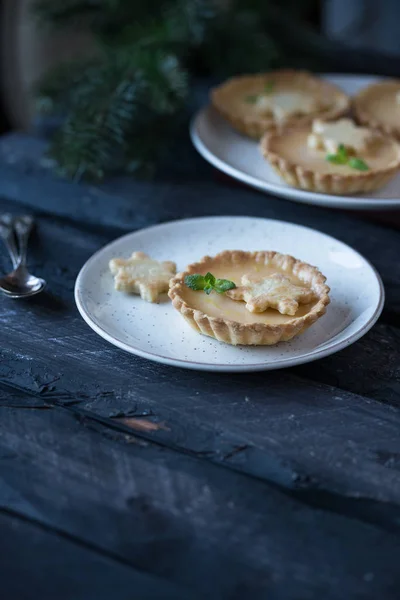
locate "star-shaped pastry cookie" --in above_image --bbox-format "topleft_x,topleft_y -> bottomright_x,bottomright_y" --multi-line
109,252 -> 176,302
227,272 -> 316,315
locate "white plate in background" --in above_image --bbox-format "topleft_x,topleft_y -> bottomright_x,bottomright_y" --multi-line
190,75 -> 400,210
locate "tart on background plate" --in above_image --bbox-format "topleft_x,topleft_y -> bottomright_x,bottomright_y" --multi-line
260,118 -> 400,195
210,69 -> 350,139
353,79 -> 400,139
168,250 -> 330,346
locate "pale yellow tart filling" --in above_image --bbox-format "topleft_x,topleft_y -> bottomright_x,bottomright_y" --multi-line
261,120 -> 400,195
210,70 -> 350,139
254,92 -> 318,122
354,80 -> 400,139
273,129 -> 396,174
181,264 -> 316,325
168,251 -> 330,346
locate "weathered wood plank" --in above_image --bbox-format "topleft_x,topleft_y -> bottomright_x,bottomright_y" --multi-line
1,402 -> 400,599
2,304 -> 400,509
295,323 -> 400,404
0,510 -> 191,600
1,189 -> 400,507
0,193 -> 399,406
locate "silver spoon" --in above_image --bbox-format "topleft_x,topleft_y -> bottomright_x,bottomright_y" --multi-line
0,214 -> 46,298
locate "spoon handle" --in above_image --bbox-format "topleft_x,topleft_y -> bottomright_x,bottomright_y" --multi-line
0,214 -> 19,268
14,215 -> 34,268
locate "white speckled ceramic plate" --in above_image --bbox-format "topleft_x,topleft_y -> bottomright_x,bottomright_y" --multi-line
191,75 -> 400,210
75,216 -> 384,372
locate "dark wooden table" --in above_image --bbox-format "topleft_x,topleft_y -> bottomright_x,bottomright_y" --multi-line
1,130 -> 400,600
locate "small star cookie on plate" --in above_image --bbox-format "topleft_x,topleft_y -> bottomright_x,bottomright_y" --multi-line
109,251 -> 176,302
227,272 -> 316,315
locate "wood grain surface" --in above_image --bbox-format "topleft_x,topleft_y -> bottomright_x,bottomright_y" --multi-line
0,130 -> 400,599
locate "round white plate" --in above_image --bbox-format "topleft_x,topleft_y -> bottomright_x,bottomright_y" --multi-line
191,75 -> 400,210
75,216 -> 384,372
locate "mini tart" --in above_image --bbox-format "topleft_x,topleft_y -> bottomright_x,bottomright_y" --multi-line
260,123 -> 400,195
353,80 -> 400,139
168,251 -> 330,346
210,70 -> 350,139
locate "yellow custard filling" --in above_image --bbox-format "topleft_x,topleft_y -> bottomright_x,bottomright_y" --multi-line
271,129 -> 399,174
180,261 -> 316,325
358,82 -> 400,129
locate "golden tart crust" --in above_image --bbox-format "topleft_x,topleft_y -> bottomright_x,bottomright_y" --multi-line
260,124 -> 400,195
210,70 -> 350,139
353,80 -> 400,139
168,251 -> 330,346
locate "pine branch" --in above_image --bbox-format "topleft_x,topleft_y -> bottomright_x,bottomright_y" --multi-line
34,0 -> 327,181
35,57 -> 101,114
46,49 -> 188,180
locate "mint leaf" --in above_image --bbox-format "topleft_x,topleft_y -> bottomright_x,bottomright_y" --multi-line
214,278 -> 236,293
337,144 -> 348,160
348,157 -> 369,171
184,274 -> 205,291
264,81 -> 274,93
184,272 -> 236,295
325,142 -> 369,171
244,94 -> 258,104
326,153 -> 347,165
204,272 -> 215,285
327,144 -> 348,165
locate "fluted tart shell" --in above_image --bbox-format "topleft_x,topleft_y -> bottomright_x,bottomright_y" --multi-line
260,125 -> 400,195
168,251 -> 330,346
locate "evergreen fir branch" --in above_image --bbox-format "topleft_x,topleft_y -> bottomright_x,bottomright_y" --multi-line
34,0 -> 329,181
35,57 -> 101,114
47,56 -> 141,180
46,49 -> 188,180
135,52 -> 188,114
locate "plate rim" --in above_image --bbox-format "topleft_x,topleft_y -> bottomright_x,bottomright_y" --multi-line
74,216 -> 385,372
190,73 -> 400,210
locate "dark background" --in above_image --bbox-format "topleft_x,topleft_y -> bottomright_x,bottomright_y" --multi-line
1,0 -> 400,136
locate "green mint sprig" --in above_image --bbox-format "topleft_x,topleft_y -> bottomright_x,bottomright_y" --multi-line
244,81 -> 274,104
326,144 -> 369,171
348,157 -> 369,171
326,143 -> 348,165
184,272 -> 236,295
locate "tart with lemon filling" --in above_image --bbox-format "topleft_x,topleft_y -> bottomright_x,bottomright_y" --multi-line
168,251 -> 330,346
353,79 -> 400,139
210,70 -> 350,139
261,118 -> 400,195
